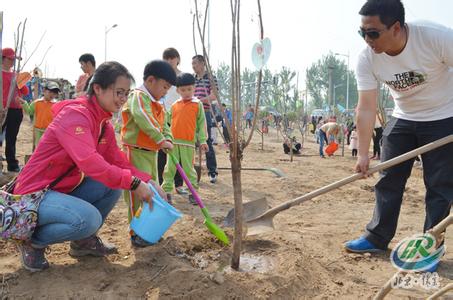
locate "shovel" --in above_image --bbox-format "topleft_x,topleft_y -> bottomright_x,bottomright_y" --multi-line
167,151 -> 230,245
224,134 -> 453,236
217,167 -> 285,178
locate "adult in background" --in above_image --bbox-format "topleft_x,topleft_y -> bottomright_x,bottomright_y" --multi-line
1,47 -> 29,172
158,48 -> 185,194
75,53 -> 96,97
345,0 -> 453,273
23,67 -> 43,105
192,54 -> 218,183
318,121 -> 340,158
371,117 -> 383,160
221,103 -> 232,144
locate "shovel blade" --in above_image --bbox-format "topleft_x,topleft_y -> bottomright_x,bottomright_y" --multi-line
223,198 -> 269,227
269,168 -> 285,178
204,219 -> 230,245
245,216 -> 275,236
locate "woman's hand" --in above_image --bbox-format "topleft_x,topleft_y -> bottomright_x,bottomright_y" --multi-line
133,181 -> 153,210
148,180 -> 168,202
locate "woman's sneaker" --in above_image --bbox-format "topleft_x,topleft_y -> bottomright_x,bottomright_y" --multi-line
16,242 -> 49,272
69,235 -> 117,257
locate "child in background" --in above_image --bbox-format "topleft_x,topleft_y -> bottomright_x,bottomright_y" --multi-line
22,81 -> 60,150
349,126 -> 358,157
283,136 -> 302,155
121,60 -> 175,247
162,73 -> 208,205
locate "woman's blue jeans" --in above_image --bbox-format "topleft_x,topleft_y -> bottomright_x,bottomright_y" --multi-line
31,177 -> 121,247
318,130 -> 329,157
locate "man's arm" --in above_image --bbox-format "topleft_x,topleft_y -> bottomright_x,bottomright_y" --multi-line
355,89 -> 378,174
199,75 -> 218,104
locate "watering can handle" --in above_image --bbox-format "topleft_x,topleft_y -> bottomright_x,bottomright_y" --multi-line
263,134 -> 453,217
147,182 -> 160,203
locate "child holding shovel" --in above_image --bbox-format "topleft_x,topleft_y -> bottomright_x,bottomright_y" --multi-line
121,60 -> 175,247
21,81 -> 60,150
162,73 -> 208,205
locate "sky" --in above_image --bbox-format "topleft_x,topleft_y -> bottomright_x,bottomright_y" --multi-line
2,0 -> 453,90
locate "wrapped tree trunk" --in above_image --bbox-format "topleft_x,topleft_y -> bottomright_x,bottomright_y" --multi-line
230,146 -> 243,268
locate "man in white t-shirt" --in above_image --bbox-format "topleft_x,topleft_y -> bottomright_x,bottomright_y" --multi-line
345,0 -> 453,270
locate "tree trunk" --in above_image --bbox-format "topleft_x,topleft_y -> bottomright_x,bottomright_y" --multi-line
261,130 -> 264,151
290,139 -> 294,162
230,145 -> 243,270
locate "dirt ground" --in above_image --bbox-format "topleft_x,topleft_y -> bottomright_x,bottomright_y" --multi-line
1,120 -> 453,299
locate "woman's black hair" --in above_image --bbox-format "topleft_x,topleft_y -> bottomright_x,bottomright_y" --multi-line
87,61 -> 135,97
359,0 -> 405,28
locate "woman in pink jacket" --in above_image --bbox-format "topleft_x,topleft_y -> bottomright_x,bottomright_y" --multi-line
13,61 -> 165,272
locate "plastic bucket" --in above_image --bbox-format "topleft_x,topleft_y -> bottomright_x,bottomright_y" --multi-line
325,142 -> 339,156
130,184 -> 182,244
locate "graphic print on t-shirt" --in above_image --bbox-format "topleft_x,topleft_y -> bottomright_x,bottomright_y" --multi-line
385,71 -> 427,92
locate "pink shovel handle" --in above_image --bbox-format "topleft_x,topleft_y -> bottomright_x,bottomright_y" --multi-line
172,157 -> 205,209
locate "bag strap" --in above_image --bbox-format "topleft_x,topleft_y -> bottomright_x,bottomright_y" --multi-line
48,123 -> 107,189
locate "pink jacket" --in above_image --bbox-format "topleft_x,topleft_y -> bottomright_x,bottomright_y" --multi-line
14,96 -> 151,195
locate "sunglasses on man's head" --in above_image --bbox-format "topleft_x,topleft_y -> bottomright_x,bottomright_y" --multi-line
358,28 -> 385,40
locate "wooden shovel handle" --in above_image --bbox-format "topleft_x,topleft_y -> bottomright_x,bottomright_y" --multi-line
263,134 -> 453,218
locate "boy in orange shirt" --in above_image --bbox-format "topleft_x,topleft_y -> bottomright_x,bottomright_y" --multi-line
22,81 -> 60,149
162,73 -> 208,204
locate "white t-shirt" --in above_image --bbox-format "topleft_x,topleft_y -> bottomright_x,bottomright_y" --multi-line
161,86 -> 179,111
160,69 -> 182,111
356,21 -> 453,121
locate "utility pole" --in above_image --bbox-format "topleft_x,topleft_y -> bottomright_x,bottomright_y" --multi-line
104,24 -> 118,62
333,83 -> 344,109
305,78 -> 308,116
328,66 -> 334,114
335,52 -> 350,111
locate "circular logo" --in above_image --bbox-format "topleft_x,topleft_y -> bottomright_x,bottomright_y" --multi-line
390,233 -> 444,272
